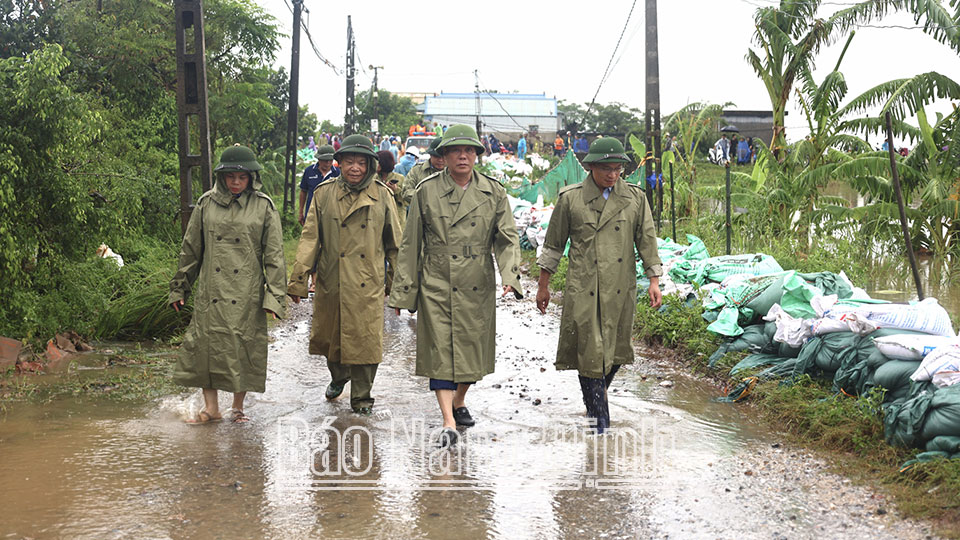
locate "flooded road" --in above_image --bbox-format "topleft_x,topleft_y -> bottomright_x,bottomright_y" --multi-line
0,287 -> 941,539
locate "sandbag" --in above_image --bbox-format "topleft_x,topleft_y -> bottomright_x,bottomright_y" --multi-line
813,297 -> 955,338
708,324 -> 774,367
872,360 -> 922,394
670,253 -> 783,286
911,345 -> 960,387
920,384 -> 960,441
874,334 -> 960,361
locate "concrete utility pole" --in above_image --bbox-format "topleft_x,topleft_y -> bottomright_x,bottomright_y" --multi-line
344,15 -> 356,135
174,0 -> 213,233
474,69 -> 482,137
370,65 -> 383,133
643,0 -> 662,228
282,0 -> 303,216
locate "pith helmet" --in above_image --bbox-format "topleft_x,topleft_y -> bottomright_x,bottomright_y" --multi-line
582,137 -> 629,163
425,137 -> 442,157
334,134 -> 378,160
317,144 -> 335,160
214,144 -> 262,173
437,124 -> 485,155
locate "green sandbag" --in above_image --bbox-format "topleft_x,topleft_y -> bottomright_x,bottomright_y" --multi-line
704,272 -> 791,336
671,253 -> 783,286
729,353 -> 790,376
900,450 -> 960,470
708,324 -> 771,367
884,388 -> 937,447
921,384 -> 960,442
926,435 -> 960,454
718,356 -> 799,402
872,360 -> 922,393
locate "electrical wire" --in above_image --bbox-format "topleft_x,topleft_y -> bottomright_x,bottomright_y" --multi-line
475,72 -> 532,131
281,0 -> 343,75
581,0 -> 638,128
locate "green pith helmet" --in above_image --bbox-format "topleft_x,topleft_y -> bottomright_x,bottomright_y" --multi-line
214,144 -> 263,173
436,124 -> 485,155
317,144 -> 335,160
425,137 -> 443,157
334,134 -> 377,160
582,137 -> 629,164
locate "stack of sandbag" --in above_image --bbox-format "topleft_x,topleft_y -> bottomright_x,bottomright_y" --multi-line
669,253 -> 783,287
639,235 -> 709,299
709,321 -> 801,368
704,270 -> 855,337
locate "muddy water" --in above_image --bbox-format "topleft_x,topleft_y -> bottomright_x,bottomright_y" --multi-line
0,293 -> 938,539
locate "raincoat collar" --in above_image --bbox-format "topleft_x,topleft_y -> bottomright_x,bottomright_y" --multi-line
443,169 -> 493,225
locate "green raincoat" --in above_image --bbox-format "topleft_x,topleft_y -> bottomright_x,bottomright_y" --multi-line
538,176 -> 662,379
169,173 -> 287,393
389,169 -> 523,382
287,164 -> 402,365
400,160 -> 443,208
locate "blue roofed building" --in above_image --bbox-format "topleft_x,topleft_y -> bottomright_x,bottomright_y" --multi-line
421,92 -> 560,135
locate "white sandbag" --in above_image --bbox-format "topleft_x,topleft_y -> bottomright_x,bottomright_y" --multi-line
812,297 -> 955,338
96,243 -> 124,268
874,334 -> 960,361
763,303 -> 812,348
911,345 -> 960,387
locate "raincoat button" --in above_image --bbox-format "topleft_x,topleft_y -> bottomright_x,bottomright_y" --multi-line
617,289 -> 621,294
453,287 -> 458,292
216,235 -> 222,240
404,286 -> 409,290
212,298 -> 218,303
341,252 -> 345,257
215,267 -> 220,272
361,282 -> 366,288
361,224 -> 366,229
618,258 -> 623,262
594,259 -> 598,264
615,226 -> 620,231
233,269 -> 238,274
360,254 -> 365,259
452,255 -> 458,259
471,222 -> 476,227
235,238 -> 240,243
589,292 -> 594,296
341,223 -> 346,228
473,287 -> 478,291
231,300 -> 236,304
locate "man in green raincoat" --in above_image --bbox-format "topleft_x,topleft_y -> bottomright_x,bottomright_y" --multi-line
389,124 -> 523,446
535,137 -> 662,433
287,134 -> 402,415
169,145 -> 287,424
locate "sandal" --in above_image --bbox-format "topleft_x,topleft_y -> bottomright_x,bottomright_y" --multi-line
231,410 -> 250,424
186,410 -> 222,425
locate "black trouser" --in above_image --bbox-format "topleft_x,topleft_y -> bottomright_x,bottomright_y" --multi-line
578,364 -> 621,434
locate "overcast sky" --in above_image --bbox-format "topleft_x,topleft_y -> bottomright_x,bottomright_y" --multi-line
259,0 -> 959,143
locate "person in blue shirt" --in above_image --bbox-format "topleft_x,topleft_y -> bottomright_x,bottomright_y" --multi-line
575,135 -> 589,153
394,146 -> 421,176
299,144 -> 340,225
517,134 -> 528,160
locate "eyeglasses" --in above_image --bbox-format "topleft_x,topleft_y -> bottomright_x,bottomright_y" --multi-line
594,165 -> 624,175
388,180 -> 399,185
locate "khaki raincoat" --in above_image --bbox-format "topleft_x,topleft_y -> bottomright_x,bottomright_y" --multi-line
400,160 -> 443,208
169,173 -> 287,393
389,169 -> 523,382
537,176 -> 662,379
379,171 -> 406,230
287,164 -> 402,365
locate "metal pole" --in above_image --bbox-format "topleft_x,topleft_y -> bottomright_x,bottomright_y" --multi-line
670,161 -> 676,240
885,111 -> 925,300
282,0 -> 302,216
372,66 -> 379,132
344,16 -> 355,135
725,163 -> 732,255
474,69 -> 482,137
174,0 -> 212,233
644,0 -> 661,227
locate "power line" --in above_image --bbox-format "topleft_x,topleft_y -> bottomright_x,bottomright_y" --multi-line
582,0 -> 638,128
475,72 -> 529,132
281,0 -> 342,75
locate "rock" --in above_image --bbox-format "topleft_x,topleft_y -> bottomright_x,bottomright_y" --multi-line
659,380 -> 674,388
0,336 -> 22,371
533,399 -> 541,406
45,339 -> 76,373
876,508 -> 887,515
55,333 -> 77,353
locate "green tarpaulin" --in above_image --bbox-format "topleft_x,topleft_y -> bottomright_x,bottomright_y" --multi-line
539,151 -> 587,202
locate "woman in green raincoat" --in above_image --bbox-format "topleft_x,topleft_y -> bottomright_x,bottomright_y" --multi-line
169,145 -> 287,424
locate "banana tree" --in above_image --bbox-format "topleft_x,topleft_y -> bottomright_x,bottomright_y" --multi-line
831,72 -> 960,256
661,101 -> 730,218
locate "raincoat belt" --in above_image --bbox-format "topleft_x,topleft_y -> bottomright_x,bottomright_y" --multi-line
423,244 -> 492,257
